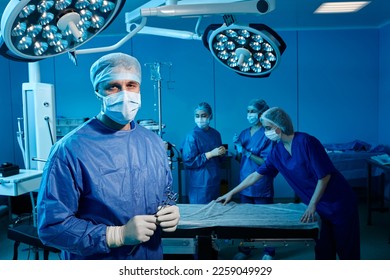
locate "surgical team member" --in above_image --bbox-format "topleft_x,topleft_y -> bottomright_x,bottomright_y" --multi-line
37,53 -> 180,260
217,107 -> 360,260
182,102 -> 226,204
233,99 -> 275,260
234,99 -> 274,204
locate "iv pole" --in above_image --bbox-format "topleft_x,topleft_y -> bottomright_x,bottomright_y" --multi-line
146,62 -> 172,138
155,63 -> 163,138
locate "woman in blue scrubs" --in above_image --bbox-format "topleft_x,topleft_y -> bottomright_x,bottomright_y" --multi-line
234,99 -> 274,204
233,99 -> 275,260
37,53 -> 180,260
217,107 -> 360,260
182,102 -> 227,204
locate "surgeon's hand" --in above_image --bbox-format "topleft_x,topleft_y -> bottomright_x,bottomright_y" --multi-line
207,146 -> 226,159
216,192 -> 233,206
300,204 -> 317,223
106,215 -> 158,248
219,146 -> 227,156
156,205 -> 180,232
122,215 -> 158,244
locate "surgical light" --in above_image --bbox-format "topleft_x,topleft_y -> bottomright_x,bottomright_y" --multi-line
0,0 -> 125,61
125,0 -> 283,77
202,23 -> 286,77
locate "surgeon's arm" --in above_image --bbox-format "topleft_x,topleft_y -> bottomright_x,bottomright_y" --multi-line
216,171 -> 263,205
301,174 -> 330,223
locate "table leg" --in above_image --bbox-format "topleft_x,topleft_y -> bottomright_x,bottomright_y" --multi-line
178,160 -> 183,203
367,163 -> 372,225
197,236 -> 218,260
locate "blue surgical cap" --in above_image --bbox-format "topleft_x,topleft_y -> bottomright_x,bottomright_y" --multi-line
90,53 -> 142,91
261,107 -> 294,135
248,99 -> 269,115
194,102 -> 213,119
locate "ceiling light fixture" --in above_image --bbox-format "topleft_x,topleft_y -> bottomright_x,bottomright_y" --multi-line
314,1 -> 371,14
0,0 -> 125,61
202,23 -> 286,77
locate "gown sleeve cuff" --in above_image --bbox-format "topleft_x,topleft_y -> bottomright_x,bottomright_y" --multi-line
106,226 -> 124,248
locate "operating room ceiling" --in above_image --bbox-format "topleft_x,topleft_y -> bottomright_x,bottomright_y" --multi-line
79,0 -> 390,36
1,0 -> 390,40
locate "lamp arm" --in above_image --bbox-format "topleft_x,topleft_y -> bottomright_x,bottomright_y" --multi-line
138,26 -> 202,40
126,0 -> 274,22
140,0 -> 274,17
74,17 -> 147,55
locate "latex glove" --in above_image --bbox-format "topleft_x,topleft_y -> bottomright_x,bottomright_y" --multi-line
216,192 -> 234,206
155,205 -> 180,232
235,143 -> 243,154
219,146 -> 227,156
300,204 -> 317,223
207,146 -> 226,159
106,215 -> 157,248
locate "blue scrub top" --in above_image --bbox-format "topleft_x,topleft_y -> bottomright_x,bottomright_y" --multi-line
37,118 -> 173,260
257,132 -> 357,223
182,126 -> 223,203
237,126 -> 274,198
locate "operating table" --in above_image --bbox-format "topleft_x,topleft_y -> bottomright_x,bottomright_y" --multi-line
162,201 -> 319,259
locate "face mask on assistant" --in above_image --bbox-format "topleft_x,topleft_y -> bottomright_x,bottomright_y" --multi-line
195,117 -> 210,129
97,90 -> 141,125
264,128 -> 281,141
247,113 -> 259,125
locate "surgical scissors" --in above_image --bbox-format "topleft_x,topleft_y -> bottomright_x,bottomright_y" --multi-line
128,187 -> 178,255
158,187 -> 178,210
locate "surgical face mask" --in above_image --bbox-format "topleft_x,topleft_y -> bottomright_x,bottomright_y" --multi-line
195,117 -> 210,129
247,113 -> 259,125
265,128 -> 281,141
97,90 -> 141,125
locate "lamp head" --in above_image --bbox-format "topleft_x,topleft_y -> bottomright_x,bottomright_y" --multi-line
0,0 -> 125,61
203,23 -> 286,78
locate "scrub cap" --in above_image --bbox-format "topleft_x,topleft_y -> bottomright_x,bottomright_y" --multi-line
249,99 -> 269,114
90,52 -> 142,91
194,102 -> 213,119
261,107 -> 294,135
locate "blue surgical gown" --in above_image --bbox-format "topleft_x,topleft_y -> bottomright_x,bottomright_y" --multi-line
37,118 -> 173,260
182,126 -> 223,204
257,132 -> 360,259
237,126 -> 274,198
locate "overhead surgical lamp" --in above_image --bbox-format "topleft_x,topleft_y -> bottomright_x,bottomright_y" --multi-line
0,0 -> 126,171
0,0 -> 125,61
125,0 -> 285,77
202,23 -> 286,77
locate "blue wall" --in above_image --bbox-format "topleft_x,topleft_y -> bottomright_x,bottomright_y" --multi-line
0,58 -> 28,167
1,25 -> 389,199
379,24 -> 390,145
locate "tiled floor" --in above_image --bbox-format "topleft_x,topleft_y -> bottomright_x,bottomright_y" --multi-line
0,199 -> 389,260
